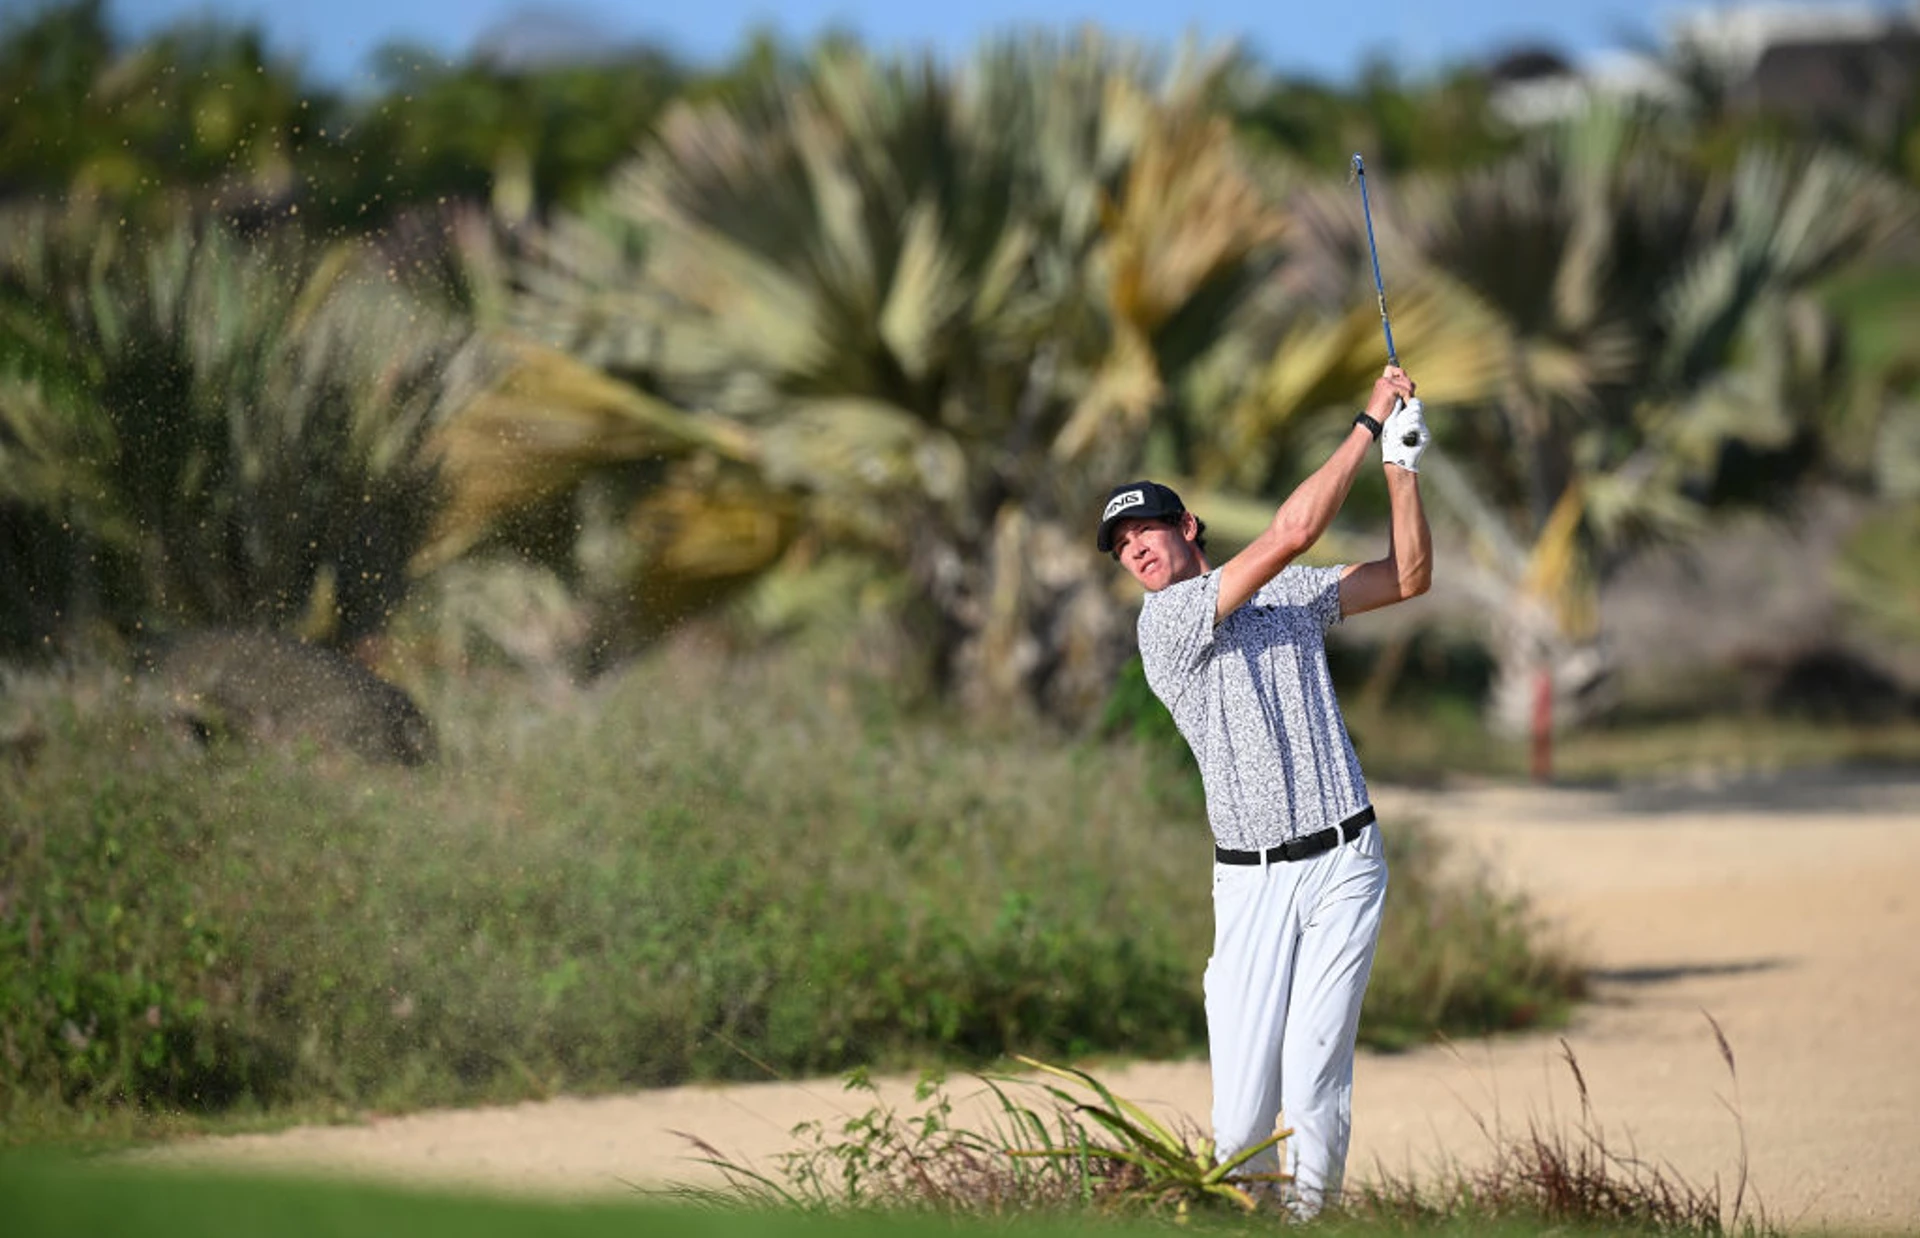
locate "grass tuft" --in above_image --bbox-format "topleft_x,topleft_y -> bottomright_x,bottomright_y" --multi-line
1344,1022 -> 1773,1236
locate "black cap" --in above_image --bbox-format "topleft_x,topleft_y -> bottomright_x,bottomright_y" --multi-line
1096,480 -> 1186,553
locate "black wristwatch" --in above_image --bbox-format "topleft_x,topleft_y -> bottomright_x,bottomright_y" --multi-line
1353,411 -> 1383,440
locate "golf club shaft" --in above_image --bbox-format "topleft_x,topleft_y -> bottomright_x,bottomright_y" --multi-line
1351,153 -> 1397,368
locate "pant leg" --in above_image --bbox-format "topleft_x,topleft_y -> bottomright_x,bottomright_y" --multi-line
1279,834 -> 1389,1214
1203,859 -> 1307,1186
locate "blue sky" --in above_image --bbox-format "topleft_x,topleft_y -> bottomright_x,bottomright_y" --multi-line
106,0 -> 1911,88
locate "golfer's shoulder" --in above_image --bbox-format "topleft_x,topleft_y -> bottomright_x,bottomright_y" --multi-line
1136,572 -> 1217,656
1139,571 -> 1214,622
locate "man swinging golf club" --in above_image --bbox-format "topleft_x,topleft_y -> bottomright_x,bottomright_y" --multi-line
1098,365 -> 1432,1216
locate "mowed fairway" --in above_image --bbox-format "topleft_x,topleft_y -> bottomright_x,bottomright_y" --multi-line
2,1156 -> 1584,1238
124,774 -> 1920,1233
0,1157 -> 1062,1238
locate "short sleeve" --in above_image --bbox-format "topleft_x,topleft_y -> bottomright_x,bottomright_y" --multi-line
1136,571 -> 1221,695
1260,564 -> 1345,632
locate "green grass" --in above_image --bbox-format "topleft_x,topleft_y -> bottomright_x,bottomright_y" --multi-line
0,1155 -> 1131,1238
0,1154 -> 1734,1238
2,638 -> 1582,1144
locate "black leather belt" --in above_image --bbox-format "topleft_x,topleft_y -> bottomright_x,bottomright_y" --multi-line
1214,806 -> 1376,865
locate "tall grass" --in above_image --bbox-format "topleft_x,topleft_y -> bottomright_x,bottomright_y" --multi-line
1,635 -> 1581,1139
683,1023 -> 1772,1235
1349,1021 -> 1769,1236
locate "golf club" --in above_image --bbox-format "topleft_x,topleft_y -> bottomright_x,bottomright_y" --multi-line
1351,152 -> 1396,367
1351,152 -> 1420,447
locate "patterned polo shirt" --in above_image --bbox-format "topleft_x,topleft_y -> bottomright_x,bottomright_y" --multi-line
1136,564 -> 1370,851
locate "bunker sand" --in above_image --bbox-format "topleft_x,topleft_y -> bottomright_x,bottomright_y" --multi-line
136,775 -> 1920,1233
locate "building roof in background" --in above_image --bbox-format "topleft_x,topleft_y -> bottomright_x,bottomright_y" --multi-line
1491,0 -> 1920,125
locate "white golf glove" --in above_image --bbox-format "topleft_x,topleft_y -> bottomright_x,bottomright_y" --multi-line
1381,398 -> 1431,472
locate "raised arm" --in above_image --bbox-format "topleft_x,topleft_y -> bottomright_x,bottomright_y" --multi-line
1213,367 -> 1415,623
1339,399 -> 1434,616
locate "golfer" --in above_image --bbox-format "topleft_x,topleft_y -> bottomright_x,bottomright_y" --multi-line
1097,365 -> 1431,1215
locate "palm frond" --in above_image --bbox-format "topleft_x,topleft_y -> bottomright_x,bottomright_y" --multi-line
418,337 -> 757,571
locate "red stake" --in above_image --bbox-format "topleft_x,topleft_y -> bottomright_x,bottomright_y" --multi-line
1531,666 -> 1554,783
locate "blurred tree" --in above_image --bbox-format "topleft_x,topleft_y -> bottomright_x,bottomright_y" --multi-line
0,2 -> 702,232
0,204 -> 480,656
1176,100 -> 1916,737
0,0 -> 312,219
432,35 -> 1294,718
0,0 -> 114,196
326,42 -> 693,228
1234,58 -> 1519,176
1336,106 -> 1916,735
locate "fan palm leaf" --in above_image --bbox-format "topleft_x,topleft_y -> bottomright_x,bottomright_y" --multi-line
416,337 -> 761,571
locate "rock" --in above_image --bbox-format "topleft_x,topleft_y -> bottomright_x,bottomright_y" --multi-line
140,629 -> 436,766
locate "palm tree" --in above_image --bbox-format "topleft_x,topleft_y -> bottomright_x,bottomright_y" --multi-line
1253,105 -> 1918,737
446,34 -> 1291,719
0,204 -> 476,655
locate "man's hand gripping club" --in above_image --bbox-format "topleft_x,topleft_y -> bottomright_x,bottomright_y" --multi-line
1382,396 -> 1431,472
1212,366 -> 1417,623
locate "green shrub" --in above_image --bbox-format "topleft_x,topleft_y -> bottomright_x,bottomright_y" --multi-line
1,638 -> 1581,1135
1,649 -> 1202,1125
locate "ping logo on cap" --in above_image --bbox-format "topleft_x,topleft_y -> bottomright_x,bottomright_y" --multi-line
1103,489 -> 1146,522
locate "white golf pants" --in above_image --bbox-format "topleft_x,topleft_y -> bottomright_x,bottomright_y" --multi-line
1204,825 -> 1388,1215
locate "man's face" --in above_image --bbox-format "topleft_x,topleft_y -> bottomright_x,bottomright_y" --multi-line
1111,514 -> 1200,593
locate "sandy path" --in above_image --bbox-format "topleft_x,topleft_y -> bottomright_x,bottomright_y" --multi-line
134,774 -> 1920,1233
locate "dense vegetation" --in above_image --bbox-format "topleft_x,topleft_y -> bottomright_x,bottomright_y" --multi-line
3,0 -> 1916,730
0,639 -> 1581,1136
